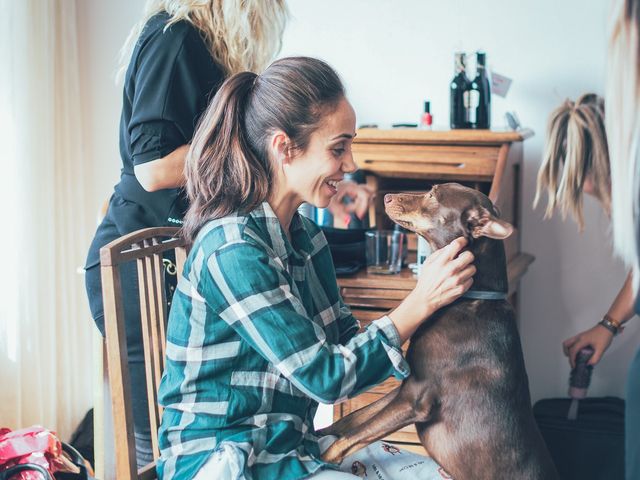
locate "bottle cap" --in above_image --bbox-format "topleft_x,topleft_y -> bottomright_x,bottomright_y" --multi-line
424,101 -> 431,113
476,51 -> 487,67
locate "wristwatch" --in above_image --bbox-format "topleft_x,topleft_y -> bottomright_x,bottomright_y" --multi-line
598,314 -> 623,335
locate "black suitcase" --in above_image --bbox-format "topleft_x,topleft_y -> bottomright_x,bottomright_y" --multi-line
533,397 -> 625,480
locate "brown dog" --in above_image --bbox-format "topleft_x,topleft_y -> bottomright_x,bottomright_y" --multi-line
320,183 -> 559,479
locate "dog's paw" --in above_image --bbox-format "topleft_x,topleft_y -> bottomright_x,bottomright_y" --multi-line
321,441 -> 346,465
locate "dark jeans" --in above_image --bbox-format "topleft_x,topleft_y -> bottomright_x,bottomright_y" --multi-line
627,346 -> 640,479
85,258 -> 176,468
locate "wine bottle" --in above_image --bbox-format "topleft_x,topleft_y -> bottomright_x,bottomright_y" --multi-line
450,52 -> 468,129
466,52 -> 491,129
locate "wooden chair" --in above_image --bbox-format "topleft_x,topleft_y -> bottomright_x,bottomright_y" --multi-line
93,199 -> 110,480
100,227 -> 188,480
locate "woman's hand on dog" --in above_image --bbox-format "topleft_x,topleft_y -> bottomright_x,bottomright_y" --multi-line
416,236 -> 476,316
389,236 -> 475,343
562,325 -> 614,368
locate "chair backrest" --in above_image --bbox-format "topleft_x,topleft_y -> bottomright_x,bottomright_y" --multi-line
100,227 -> 188,480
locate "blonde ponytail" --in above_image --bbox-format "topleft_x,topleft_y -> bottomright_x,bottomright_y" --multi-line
534,93 -> 610,230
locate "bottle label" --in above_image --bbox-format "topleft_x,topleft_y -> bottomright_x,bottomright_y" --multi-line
417,236 -> 432,276
464,90 -> 479,123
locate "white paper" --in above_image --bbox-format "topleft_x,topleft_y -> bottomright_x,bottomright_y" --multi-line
491,71 -> 512,98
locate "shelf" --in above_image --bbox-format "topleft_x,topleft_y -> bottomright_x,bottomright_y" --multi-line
354,128 -> 534,146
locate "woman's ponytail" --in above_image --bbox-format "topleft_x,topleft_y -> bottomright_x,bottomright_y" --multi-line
182,71 -> 272,243
534,93 -> 610,230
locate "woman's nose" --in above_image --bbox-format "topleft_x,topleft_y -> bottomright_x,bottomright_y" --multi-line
341,152 -> 357,173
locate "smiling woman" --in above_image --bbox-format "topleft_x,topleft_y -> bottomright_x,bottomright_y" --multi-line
160,56 -> 475,480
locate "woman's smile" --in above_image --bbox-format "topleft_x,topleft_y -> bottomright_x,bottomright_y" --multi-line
324,178 -> 342,195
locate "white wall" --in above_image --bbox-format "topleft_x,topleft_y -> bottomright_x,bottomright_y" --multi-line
76,0 -> 141,206
78,0 -> 640,403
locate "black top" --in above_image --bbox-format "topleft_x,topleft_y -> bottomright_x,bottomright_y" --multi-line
86,12 -> 224,268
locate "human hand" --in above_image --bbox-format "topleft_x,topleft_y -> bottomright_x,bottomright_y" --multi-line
562,325 -> 614,368
328,181 -> 375,222
412,236 -> 476,319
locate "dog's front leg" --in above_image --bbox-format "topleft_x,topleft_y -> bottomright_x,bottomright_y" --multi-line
318,387 -> 400,437
321,386 -> 433,465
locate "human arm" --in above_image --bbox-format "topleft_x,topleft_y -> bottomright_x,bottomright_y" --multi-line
134,144 -> 189,191
128,25 -> 224,192
563,271 -> 636,367
327,181 -> 375,222
332,236 -> 475,346
203,241 -> 411,403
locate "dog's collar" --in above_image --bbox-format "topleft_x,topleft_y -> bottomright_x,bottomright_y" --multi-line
461,290 -> 508,300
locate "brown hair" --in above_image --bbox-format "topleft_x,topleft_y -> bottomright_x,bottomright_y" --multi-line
182,56 -> 345,242
533,93 -> 610,230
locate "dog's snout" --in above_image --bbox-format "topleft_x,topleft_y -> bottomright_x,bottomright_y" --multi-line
384,194 -> 394,204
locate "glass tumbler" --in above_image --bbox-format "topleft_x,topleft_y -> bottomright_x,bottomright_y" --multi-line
365,230 -> 405,274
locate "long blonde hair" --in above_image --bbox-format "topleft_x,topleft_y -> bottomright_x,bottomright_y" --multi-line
116,0 -> 288,84
534,93 -> 610,230
607,0 -> 640,279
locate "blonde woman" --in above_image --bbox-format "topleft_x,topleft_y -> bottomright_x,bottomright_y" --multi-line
534,10 -> 640,468
605,0 -> 640,477
534,93 -> 635,366
535,90 -> 637,425
84,0 -> 288,467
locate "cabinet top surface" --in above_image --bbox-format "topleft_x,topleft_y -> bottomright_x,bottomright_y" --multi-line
338,253 -> 535,292
353,128 -> 534,145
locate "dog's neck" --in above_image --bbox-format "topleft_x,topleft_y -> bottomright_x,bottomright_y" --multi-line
465,236 -> 508,293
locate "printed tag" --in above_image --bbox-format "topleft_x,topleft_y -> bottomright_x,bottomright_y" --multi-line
491,71 -> 512,98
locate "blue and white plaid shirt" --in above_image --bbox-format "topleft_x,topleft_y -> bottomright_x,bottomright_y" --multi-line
157,202 -> 410,480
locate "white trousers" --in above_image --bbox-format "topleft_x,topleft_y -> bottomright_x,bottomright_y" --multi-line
192,444 -> 357,479
193,439 -> 443,480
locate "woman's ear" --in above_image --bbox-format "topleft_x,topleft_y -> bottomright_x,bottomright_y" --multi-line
466,207 -> 514,239
269,131 -> 293,167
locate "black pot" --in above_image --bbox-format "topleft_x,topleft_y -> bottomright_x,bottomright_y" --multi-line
320,226 -> 367,276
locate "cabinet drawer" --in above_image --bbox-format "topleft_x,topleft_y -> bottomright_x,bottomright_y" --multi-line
353,143 -> 499,181
342,287 -> 408,301
342,287 -> 408,309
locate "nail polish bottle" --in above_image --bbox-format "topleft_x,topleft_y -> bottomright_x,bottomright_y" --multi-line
420,101 -> 433,129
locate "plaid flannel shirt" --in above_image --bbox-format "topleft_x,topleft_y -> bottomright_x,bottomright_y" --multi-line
157,202 -> 410,480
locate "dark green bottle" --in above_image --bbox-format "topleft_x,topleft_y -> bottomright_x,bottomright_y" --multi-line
449,52 -> 468,129
467,52 -> 491,129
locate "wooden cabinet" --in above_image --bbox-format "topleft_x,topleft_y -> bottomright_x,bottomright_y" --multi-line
333,128 -> 534,452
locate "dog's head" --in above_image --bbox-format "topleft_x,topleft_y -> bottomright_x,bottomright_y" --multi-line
384,183 -> 513,250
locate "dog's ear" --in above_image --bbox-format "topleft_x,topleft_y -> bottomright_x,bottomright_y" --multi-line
466,207 -> 514,239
